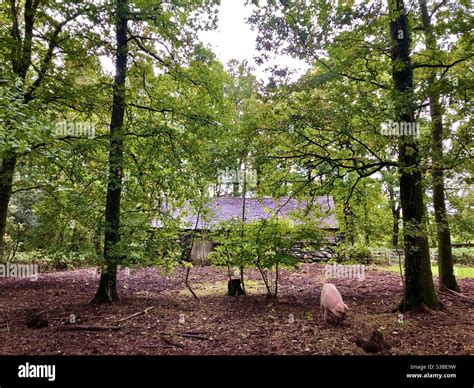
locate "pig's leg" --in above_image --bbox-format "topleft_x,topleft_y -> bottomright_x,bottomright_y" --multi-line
322,306 -> 327,324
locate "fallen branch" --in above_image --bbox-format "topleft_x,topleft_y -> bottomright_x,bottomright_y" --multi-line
56,325 -> 122,331
117,307 -> 154,323
0,319 -> 25,326
446,289 -> 474,300
163,332 -> 211,341
178,333 -> 210,340
440,290 -> 474,304
35,307 -> 57,316
160,335 -> 185,349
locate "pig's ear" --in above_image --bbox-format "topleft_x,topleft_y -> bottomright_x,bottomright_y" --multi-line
344,303 -> 350,310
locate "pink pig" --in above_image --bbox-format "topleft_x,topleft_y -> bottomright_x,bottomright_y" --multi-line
320,283 -> 349,324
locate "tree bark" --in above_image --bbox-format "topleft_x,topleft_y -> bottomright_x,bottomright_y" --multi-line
0,154 -> 17,259
392,207 -> 400,248
363,201 -> 370,245
239,162 -> 247,295
387,183 -> 401,248
93,0 -> 128,303
388,0 -> 441,311
418,0 -> 459,292
0,0 -> 39,258
343,203 -> 355,246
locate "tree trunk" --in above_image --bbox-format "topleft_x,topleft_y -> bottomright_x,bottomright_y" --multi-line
363,202 -> 370,245
392,208 -> 400,248
388,184 -> 401,248
239,162 -> 247,295
343,203 -> 355,246
0,0 -> 40,256
433,165 -> 459,291
0,154 -> 17,259
418,0 -> 459,292
388,0 -> 440,311
93,0 -> 128,303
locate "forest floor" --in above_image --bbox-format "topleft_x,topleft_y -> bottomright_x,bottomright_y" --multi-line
0,264 -> 473,355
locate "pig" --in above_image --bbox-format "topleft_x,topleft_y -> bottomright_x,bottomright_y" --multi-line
320,283 -> 349,324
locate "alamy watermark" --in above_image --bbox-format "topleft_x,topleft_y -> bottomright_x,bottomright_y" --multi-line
0,263 -> 39,281
323,263 -> 365,280
217,168 -> 257,186
380,120 -> 420,138
18,363 -> 55,382
54,121 -> 96,139
288,313 -> 295,324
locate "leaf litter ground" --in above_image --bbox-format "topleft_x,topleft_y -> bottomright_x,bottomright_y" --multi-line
1,264 -> 472,355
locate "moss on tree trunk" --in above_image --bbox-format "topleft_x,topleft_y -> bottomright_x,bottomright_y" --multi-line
388,0 -> 441,311
93,0 -> 128,303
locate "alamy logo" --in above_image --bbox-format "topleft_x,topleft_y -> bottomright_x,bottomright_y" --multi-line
324,263 -> 365,280
18,363 -> 55,382
380,121 -> 420,138
54,121 -> 96,139
0,263 -> 38,281
217,168 -> 257,185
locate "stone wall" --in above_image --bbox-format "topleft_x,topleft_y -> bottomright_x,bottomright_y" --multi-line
287,242 -> 339,263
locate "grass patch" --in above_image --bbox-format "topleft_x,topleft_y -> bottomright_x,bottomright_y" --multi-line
179,279 -> 267,297
379,265 -> 474,279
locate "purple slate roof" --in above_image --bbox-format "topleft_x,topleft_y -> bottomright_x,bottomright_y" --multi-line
151,196 -> 338,230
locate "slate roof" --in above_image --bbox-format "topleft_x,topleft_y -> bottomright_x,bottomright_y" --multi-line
151,196 -> 338,230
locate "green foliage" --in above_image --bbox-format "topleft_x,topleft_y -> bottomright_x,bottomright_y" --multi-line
138,224 -> 184,273
0,0 -> 471,300
448,185 -> 474,245
452,247 -> 474,266
380,264 -> 474,279
12,249 -> 94,271
346,243 -> 371,264
209,215 -> 323,297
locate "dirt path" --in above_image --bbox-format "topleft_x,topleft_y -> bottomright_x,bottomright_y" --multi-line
0,264 -> 472,355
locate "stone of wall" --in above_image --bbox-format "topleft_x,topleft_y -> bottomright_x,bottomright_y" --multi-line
287,241 -> 339,263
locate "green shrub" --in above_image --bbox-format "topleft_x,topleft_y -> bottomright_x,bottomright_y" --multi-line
452,247 -> 474,265
10,249 -> 97,271
347,243 -> 371,264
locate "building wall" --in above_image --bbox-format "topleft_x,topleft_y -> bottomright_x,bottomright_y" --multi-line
190,239 -> 214,265
187,229 -> 341,265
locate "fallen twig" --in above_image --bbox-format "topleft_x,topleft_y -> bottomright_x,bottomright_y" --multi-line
0,319 -> 31,326
446,289 -> 474,301
56,325 -> 122,331
160,335 -> 185,348
178,333 -> 210,340
162,332 -> 211,341
440,290 -> 474,304
117,307 -> 154,323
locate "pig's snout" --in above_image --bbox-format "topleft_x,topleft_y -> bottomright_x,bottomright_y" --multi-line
332,303 -> 349,319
